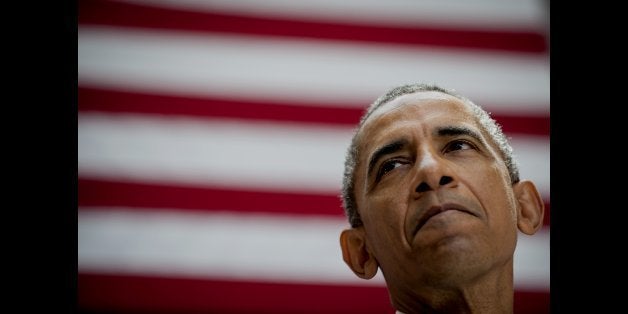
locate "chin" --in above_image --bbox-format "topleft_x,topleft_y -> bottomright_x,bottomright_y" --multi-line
413,220 -> 479,249
419,250 -> 490,283
416,234 -> 487,269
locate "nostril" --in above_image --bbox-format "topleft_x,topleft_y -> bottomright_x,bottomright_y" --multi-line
439,176 -> 453,186
416,182 -> 431,192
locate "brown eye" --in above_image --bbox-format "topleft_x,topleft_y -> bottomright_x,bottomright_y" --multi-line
444,140 -> 475,153
377,159 -> 406,181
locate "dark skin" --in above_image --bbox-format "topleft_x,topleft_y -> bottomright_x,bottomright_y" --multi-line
340,91 -> 544,313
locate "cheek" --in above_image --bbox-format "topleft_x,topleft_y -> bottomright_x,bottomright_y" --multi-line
465,163 -> 518,220
361,170 -> 413,223
459,164 -> 519,256
361,186 -> 412,254
487,168 -> 518,223
363,191 -> 405,231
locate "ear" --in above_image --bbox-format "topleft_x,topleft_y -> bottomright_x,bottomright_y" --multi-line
513,180 -> 545,235
339,228 -> 378,279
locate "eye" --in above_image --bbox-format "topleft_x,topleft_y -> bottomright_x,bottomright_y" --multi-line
443,140 -> 476,153
377,159 -> 406,181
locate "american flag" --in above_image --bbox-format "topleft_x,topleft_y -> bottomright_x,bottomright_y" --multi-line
77,0 -> 550,313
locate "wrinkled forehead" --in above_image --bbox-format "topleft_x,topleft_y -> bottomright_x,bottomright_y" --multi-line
357,91 -> 479,146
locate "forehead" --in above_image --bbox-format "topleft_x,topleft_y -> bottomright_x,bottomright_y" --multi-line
358,91 -> 480,146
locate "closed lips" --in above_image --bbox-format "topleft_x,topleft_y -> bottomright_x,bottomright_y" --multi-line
412,204 -> 477,236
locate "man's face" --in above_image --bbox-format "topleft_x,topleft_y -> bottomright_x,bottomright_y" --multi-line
353,91 -> 519,286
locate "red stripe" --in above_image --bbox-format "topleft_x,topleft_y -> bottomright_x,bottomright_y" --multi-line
79,87 -> 550,136
78,0 -> 547,54
492,114 -> 550,137
514,290 -> 551,314
78,178 -> 550,226
78,273 -> 549,314
79,178 -> 343,217
78,86 -> 362,127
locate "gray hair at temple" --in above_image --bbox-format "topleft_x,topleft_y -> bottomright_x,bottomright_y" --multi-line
341,83 -> 520,228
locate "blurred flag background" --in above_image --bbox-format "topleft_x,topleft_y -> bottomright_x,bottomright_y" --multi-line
78,0 -> 550,313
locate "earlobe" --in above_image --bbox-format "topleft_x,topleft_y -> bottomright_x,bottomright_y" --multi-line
513,180 -> 545,235
339,228 -> 379,279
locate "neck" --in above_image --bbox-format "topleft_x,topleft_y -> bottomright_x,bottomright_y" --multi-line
390,261 -> 514,314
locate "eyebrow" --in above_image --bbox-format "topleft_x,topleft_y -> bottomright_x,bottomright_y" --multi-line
367,139 -> 408,176
436,126 -> 485,145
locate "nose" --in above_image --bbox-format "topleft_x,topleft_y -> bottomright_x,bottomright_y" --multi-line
415,175 -> 454,193
413,150 -> 456,195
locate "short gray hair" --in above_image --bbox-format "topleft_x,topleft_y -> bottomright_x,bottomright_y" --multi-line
341,83 -> 520,228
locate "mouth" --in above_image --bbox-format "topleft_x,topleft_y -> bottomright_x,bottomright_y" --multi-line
412,203 -> 476,236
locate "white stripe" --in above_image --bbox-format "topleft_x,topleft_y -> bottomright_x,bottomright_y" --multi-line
78,207 -> 549,290
78,208 -> 381,286
78,112 -> 352,194
78,26 -> 550,115
78,112 -> 550,198
509,136 -> 550,200
514,228 -> 551,291
120,0 -> 549,30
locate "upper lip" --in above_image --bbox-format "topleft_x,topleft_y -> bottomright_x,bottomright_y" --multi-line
412,203 -> 476,236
